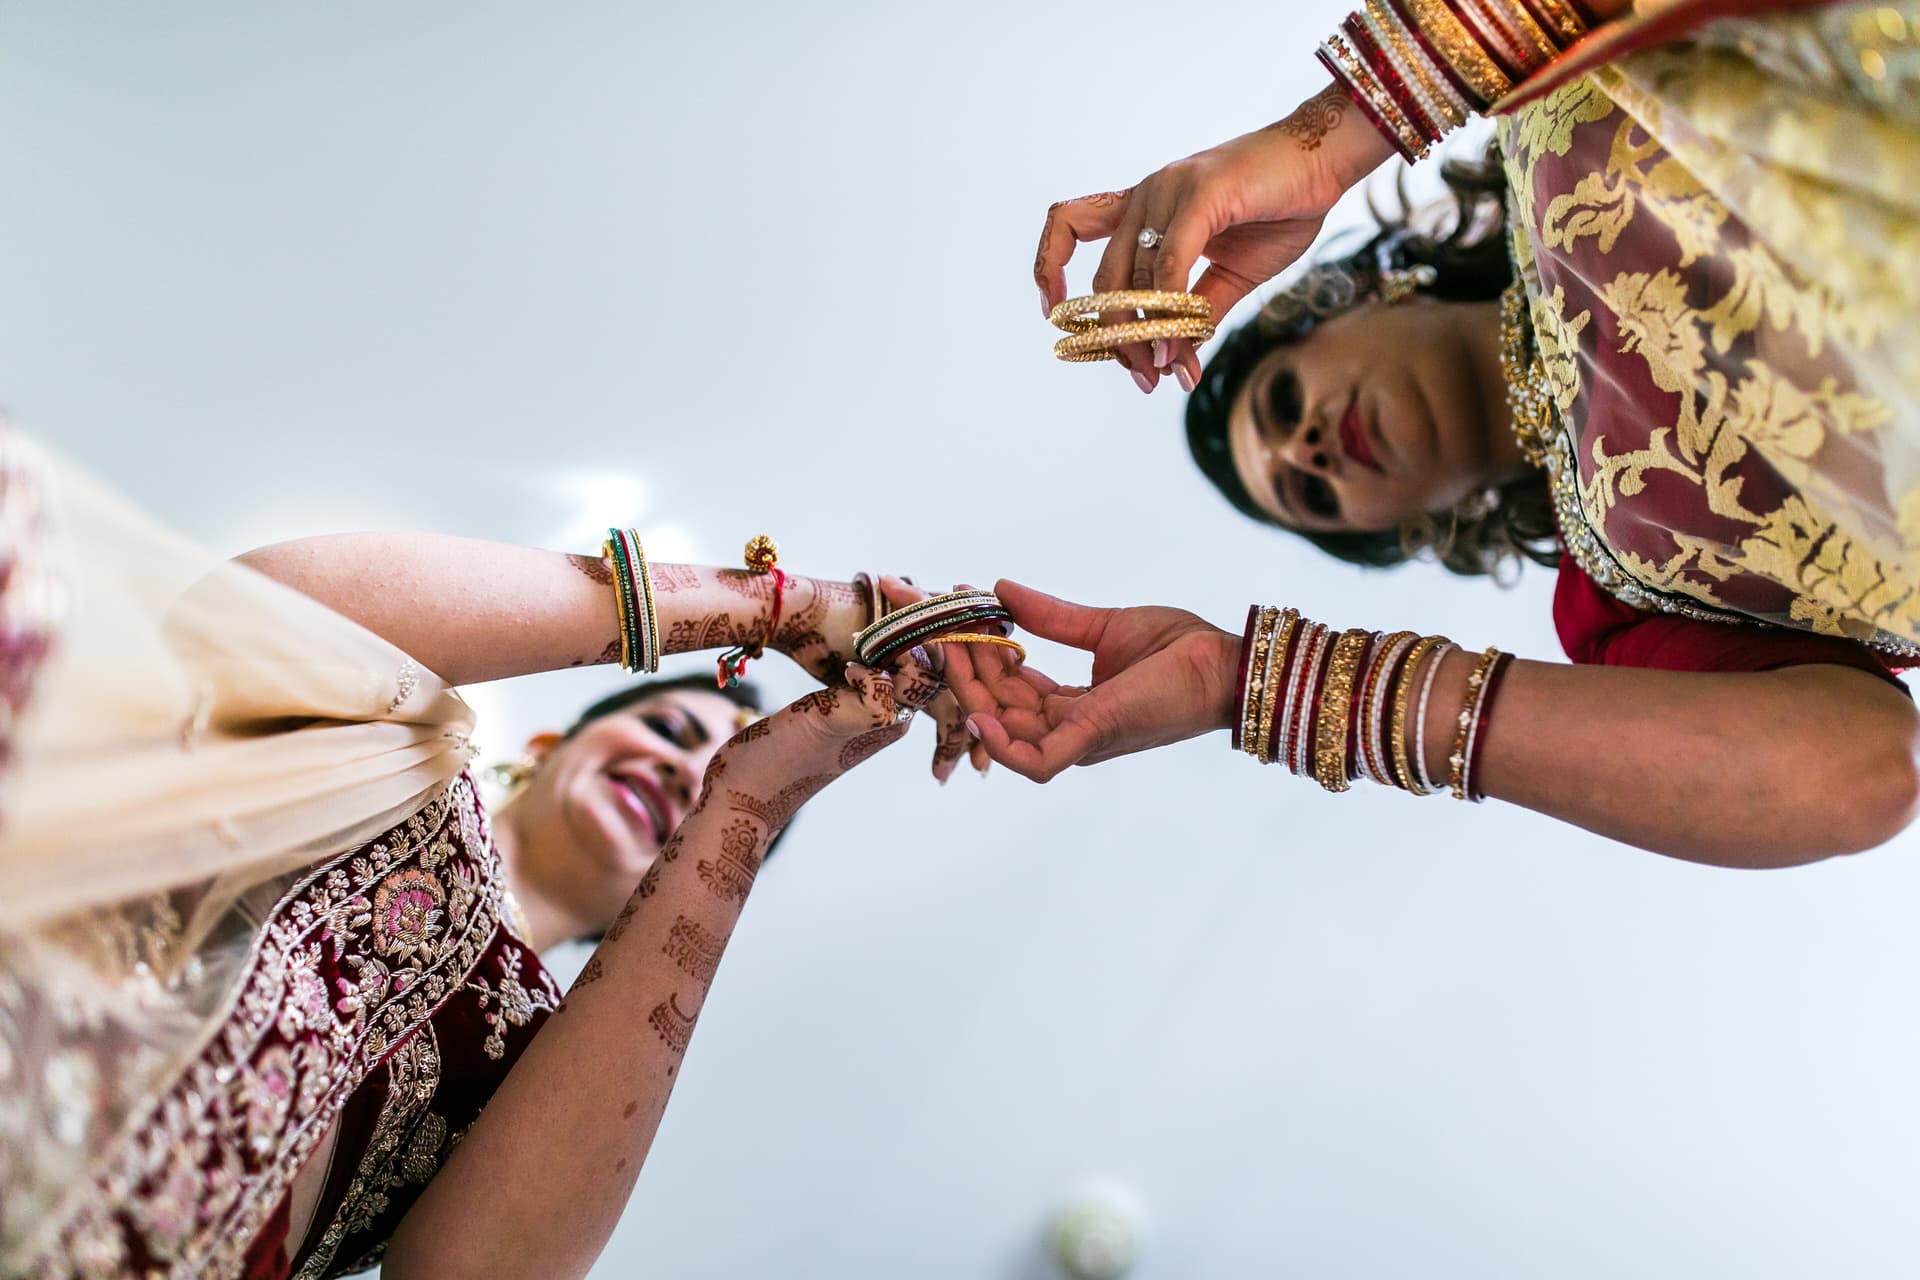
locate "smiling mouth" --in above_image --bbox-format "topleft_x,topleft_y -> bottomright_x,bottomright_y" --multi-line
610,772 -> 672,844
1338,398 -> 1383,473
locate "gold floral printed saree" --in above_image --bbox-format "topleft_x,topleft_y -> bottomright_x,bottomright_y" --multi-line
1497,0 -> 1920,654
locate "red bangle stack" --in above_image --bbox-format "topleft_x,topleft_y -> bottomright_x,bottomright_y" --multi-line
1232,606 -> 1514,801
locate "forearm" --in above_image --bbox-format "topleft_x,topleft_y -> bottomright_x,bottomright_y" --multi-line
1413,652 -> 1920,866
237,532 -> 857,685
381,798 -> 777,1280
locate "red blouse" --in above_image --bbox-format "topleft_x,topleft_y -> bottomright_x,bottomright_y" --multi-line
1553,553 -> 1908,687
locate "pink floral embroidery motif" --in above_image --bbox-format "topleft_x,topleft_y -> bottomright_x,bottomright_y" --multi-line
370,867 -> 446,965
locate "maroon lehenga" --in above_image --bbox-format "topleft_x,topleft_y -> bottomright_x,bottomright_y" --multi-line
26,774 -> 560,1279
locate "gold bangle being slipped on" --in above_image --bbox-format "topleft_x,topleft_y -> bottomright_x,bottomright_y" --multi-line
919,633 -> 1028,664
1049,291 -> 1215,364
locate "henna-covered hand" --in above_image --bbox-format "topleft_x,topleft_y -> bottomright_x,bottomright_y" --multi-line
942,579 -> 1241,783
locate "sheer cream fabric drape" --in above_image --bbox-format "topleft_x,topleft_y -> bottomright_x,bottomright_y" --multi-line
0,428 -> 473,1270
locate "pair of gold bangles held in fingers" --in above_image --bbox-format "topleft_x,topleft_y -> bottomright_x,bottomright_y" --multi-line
1049,290 -> 1214,363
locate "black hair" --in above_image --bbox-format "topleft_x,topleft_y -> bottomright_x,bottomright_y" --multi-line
1185,149 -> 1558,578
566,671 -> 762,738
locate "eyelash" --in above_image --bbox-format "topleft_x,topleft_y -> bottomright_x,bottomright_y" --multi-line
643,712 -> 688,746
1298,473 -> 1340,519
1269,371 -> 1302,428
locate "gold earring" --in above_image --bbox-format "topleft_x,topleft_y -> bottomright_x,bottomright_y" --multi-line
485,755 -> 538,791
1379,264 -> 1438,307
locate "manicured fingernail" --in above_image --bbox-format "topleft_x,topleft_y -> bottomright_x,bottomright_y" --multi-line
1152,339 -> 1168,369
1176,364 -> 1196,393
1132,369 -> 1154,394
965,718 -> 982,740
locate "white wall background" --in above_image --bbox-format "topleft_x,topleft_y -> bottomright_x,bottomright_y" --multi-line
4,4 -> 1918,1276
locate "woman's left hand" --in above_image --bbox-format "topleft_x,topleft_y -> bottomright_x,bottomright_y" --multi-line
776,574 -> 988,785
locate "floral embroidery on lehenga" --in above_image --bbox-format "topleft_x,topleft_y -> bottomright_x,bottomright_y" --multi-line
15,773 -> 561,1280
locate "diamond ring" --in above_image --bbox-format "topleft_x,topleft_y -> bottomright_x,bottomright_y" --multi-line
1137,227 -> 1164,250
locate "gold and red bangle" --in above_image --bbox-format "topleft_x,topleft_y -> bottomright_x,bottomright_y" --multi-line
1441,0 -> 1529,82
1447,646 -> 1506,801
1360,631 -> 1419,786
1343,16 -> 1442,149
1313,629 -> 1373,793
1405,0 -> 1515,107
1285,622 -> 1330,775
1388,636 -> 1446,795
1477,0 -> 1561,68
1259,611 -> 1303,765
1231,605 -> 1262,754
1318,37 -> 1428,162
716,535 -> 784,689
1465,651 -> 1515,801
1365,0 -> 1470,134
1514,0 -> 1588,50
1241,606 -> 1281,762
1386,0 -> 1487,114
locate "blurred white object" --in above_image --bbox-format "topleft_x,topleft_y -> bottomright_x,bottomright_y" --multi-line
1047,1182 -> 1144,1280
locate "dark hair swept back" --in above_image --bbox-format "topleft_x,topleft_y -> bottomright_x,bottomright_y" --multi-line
1185,147 -> 1559,578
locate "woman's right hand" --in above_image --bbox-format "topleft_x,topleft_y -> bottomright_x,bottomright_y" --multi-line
941,580 -> 1241,783
1034,82 -> 1394,394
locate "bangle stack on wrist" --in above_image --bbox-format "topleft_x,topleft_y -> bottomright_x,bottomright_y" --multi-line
854,589 -> 1018,669
604,527 -> 661,674
1232,605 -> 1510,802
1318,0 -> 1592,160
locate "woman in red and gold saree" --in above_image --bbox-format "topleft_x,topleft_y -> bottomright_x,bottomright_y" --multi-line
0,429 -> 959,1279
958,0 -> 1920,860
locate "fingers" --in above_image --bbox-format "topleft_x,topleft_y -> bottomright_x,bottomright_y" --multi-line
1033,190 -> 1132,318
966,712 -> 1095,784
993,579 -> 1112,652
1089,200 -> 1156,391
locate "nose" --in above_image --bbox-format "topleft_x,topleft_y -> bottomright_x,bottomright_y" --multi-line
656,756 -> 696,808
1276,417 -> 1334,475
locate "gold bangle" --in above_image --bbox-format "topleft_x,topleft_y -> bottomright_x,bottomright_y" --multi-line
1406,0 -> 1515,106
602,535 -> 633,671
1254,609 -> 1300,765
1314,629 -> 1374,793
920,632 -> 1028,664
1048,291 -> 1214,333
1389,636 -> 1447,795
1474,0 -> 1557,68
1054,316 -> 1217,363
1525,0 -> 1588,46
1447,646 -> 1503,801
1367,0 -> 1469,130
1240,607 -> 1276,760
1323,34 -> 1429,161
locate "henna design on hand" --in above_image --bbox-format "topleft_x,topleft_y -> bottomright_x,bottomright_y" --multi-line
810,578 -> 858,606
714,569 -> 773,600
647,992 -> 697,1056
568,552 -> 614,587
1036,191 -> 1131,290
838,726 -> 903,771
772,590 -> 828,652
662,915 -> 724,989
571,953 -> 608,992
667,612 -> 751,654
726,778 -> 835,832
650,563 -> 700,593
696,817 -> 764,903
791,688 -> 841,718
1270,84 -> 1350,152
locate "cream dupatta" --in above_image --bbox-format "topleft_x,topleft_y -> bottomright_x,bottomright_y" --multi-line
0,427 -> 474,1270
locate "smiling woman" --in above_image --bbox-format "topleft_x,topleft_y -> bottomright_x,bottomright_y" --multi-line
0,450 -> 961,1280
